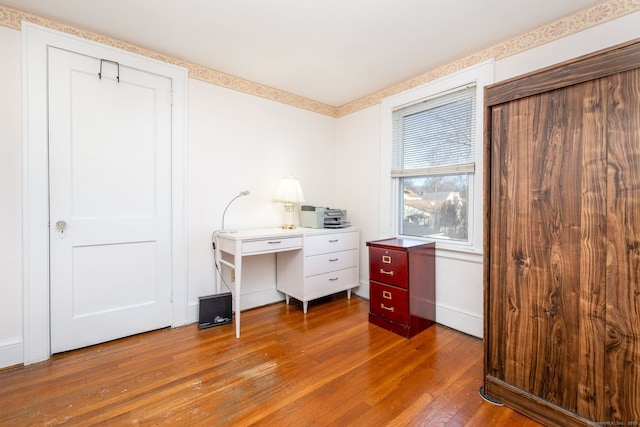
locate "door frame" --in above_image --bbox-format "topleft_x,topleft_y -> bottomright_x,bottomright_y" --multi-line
22,22 -> 188,365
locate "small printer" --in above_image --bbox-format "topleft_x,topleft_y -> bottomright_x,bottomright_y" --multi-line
300,205 -> 350,229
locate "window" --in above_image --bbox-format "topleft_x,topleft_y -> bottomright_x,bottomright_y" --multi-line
392,85 -> 476,243
380,61 -> 492,252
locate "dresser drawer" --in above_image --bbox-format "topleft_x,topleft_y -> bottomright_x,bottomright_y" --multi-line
304,267 -> 357,299
369,247 -> 408,288
242,236 -> 302,254
370,281 -> 409,324
305,231 -> 358,256
304,249 -> 357,277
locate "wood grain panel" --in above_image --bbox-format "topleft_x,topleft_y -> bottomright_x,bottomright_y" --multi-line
531,85 -> 584,410
502,94 -> 535,394
576,77 -> 608,421
487,104 -> 507,380
605,68 -> 640,422
490,82 -> 609,421
485,37 -> 640,426
490,88 -> 583,403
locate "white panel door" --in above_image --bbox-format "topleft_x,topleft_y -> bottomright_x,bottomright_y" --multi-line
48,47 -> 173,353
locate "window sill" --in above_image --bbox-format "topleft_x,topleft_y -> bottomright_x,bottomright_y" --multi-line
397,235 -> 483,261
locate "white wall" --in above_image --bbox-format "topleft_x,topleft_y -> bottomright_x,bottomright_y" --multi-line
187,79 -> 337,319
0,25 -> 23,368
335,104 -> 381,299
335,11 -> 640,338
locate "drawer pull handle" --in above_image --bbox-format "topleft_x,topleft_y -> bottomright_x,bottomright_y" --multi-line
381,304 -> 395,312
268,241 -> 281,244
329,239 -> 339,243
382,255 -> 391,264
382,290 -> 392,300
329,258 -> 339,262
329,277 -> 339,281
380,269 -> 394,276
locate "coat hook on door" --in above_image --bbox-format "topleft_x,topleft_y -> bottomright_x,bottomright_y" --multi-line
98,59 -> 120,83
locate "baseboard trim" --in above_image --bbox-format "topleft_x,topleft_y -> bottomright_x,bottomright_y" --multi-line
0,337 -> 24,369
436,304 -> 483,338
186,287 -> 483,339
353,280 -> 369,299
484,376 -> 595,426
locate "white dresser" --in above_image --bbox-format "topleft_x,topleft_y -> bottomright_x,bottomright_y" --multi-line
277,228 -> 360,313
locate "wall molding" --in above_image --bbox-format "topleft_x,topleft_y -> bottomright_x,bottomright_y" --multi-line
0,5 -> 337,117
436,304 -> 483,339
336,0 -> 640,116
0,337 -> 23,369
1,2 -> 639,117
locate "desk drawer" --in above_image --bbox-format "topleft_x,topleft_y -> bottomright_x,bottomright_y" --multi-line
242,237 -> 302,254
305,231 -> 358,256
304,267 -> 357,299
370,281 -> 409,324
305,249 -> 357,277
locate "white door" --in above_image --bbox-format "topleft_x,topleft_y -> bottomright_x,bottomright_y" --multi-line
48,47 -> 173,353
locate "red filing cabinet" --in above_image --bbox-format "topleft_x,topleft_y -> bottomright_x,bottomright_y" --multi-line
366,238 -> 435,338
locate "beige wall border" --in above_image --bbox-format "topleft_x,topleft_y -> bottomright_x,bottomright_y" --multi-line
2,1 -> 640,118
0,4 -> 337,117
336,0 -> 640,117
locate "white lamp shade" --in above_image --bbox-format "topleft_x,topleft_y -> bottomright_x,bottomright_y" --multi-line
273,176 -> 305,204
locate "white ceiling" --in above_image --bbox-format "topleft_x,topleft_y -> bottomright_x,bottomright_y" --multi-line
4,0 -> 605,106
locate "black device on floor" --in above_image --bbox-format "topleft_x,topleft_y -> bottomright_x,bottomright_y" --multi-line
198,293 -> 232,329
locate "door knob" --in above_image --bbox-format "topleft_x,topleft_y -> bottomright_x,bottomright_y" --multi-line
55,220 -> 67,239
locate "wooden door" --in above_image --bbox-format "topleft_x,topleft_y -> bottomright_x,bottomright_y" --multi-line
484,39 -> 640,425
48,47 -> 173,353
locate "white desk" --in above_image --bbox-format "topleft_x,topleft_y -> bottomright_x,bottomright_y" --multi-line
214,227 -> 359,337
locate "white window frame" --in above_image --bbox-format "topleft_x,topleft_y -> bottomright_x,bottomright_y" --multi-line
379,61 -> 494,254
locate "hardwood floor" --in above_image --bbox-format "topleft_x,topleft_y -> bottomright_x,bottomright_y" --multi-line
0,295 -> 542,426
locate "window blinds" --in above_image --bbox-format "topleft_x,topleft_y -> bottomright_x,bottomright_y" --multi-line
391,84 -> 476,178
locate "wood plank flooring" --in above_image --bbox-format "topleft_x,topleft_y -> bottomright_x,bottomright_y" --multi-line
0,295 -> 542,426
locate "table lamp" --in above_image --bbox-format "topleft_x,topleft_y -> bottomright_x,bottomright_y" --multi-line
273,175 -> 305,229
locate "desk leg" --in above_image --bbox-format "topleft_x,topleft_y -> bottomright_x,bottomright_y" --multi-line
234,247 -> 242,338
214,236 -> 221,294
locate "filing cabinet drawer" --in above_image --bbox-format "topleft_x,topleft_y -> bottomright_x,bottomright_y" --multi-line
305,231 -> 358,256
369,247 -> 408,288
370,281 -> 409,324
243,237 -> 302,254
305,249 -> 357,277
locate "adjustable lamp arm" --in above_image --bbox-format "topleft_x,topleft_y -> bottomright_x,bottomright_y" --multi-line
221,190 -> 250,231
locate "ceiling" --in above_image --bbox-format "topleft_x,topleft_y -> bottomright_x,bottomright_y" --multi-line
3,0 -> 606,106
